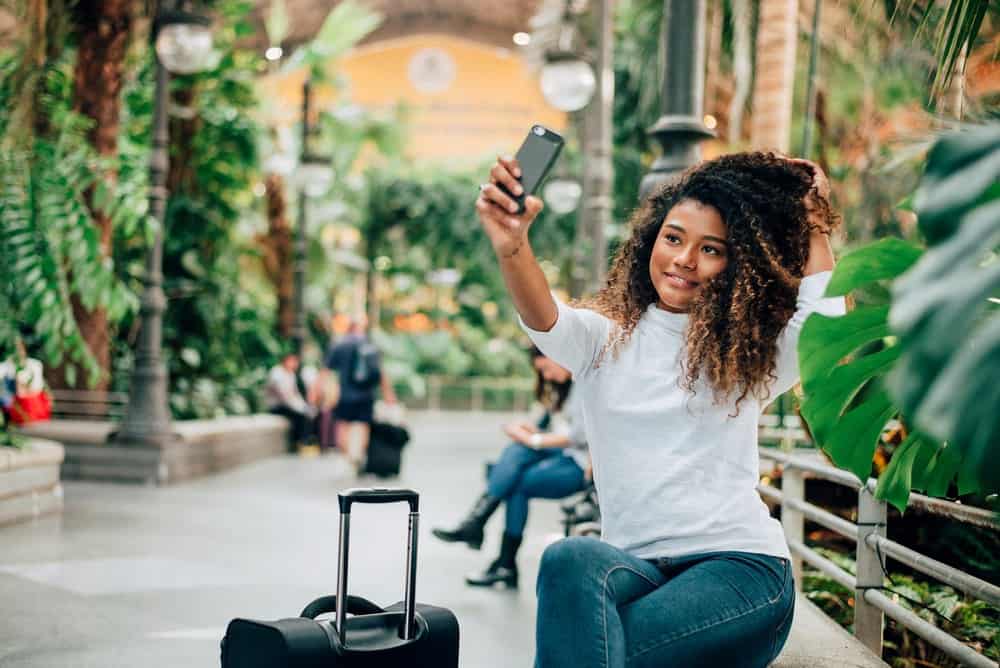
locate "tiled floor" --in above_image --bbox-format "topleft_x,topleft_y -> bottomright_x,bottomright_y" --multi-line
0,411 -> 561,667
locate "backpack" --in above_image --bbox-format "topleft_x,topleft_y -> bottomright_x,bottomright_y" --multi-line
351,341 -> 381,389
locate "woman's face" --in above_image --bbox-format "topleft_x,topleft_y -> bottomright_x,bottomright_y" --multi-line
648,199 -> 729,313
533,355 -> 571,383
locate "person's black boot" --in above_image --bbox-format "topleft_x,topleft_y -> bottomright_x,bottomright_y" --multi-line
465,532 -> 521,589
431,493 -> 501,550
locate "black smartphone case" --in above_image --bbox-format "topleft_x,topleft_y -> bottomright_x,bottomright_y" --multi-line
500,125 -> 564,214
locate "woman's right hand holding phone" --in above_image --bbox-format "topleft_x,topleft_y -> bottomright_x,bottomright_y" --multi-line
477,155 -> 544,259
477,154 -> 558,332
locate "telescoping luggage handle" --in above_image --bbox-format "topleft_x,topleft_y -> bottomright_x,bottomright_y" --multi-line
335,488 -> 420,647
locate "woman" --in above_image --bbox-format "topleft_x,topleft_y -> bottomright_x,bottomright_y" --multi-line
0,338 -> 50,426
476,151 -> 845,666
432,347 -> 589,590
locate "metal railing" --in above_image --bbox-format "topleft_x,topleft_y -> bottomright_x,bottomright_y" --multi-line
397,375 -> 535,412
759,448 -> 1000,668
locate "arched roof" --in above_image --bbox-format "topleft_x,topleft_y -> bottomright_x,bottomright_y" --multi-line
248,0 -> 544,52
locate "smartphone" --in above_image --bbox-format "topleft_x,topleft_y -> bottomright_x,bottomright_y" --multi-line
500,125 -> 565,214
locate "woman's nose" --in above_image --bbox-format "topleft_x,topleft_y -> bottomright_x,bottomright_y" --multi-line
675,245 -> 697,270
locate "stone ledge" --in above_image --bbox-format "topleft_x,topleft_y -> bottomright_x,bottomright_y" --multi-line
0,438 -> 65,472
20,415 -> 289,485
0,438 -> 64,527
775,595 -> 888,667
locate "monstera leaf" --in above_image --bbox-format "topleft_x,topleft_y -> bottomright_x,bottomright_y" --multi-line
889,124 -> 1000,492
800,124 -> 1000,511
799,239 -> 925,510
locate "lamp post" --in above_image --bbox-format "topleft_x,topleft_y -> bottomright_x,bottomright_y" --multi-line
639,0 -> 714,200
292,78 -> 334,358
536,0 -> 613,298
113,1 -> 215,450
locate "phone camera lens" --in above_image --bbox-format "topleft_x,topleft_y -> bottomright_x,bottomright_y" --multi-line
532,126 -> 545,136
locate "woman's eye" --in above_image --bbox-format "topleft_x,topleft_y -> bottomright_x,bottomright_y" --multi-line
703,246 -> 723,256
664,234 -> 681,244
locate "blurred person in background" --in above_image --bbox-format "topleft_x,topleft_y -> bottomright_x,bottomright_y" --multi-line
0,338 -> 50,425
320,314 -> 396,470
432,347 -> 590,590
265,351 -> 313,452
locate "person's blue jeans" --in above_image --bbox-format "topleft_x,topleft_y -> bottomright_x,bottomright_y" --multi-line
535,537 -> 795,668
486,443 -> 586,537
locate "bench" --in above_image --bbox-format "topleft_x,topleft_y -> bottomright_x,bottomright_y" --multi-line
777,595 -> 887,667
49,389 -> 128,421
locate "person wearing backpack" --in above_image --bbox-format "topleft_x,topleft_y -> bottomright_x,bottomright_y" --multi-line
321,314 -> 396,470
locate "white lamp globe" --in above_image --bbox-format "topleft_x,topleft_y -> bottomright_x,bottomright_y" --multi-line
155,19 -> 217,74
540,56 -> 596,112
543,178 -> 583,214
296,157 -> 334,198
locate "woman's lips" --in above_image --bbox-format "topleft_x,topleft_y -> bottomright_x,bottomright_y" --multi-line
665,272 -> 699,289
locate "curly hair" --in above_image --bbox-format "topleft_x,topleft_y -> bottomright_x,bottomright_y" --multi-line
578,151 -> 839,409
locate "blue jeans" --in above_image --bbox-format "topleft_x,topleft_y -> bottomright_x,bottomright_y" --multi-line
486,443 -> 586,537
535,537 -> 795,668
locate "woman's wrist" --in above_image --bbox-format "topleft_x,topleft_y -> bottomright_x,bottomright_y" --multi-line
530,433 -> 543,448
496,235 -> 532,261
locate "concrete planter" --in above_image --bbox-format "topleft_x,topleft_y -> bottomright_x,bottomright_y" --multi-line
21,414 -> 289,485
0,438 -> 64,526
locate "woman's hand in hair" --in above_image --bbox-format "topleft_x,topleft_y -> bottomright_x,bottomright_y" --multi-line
787,158 -> 837,275
786,157 -> 833,235
477,155 -> 545,259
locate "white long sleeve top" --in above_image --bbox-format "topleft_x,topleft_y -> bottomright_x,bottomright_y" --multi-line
521,271 -> 846,560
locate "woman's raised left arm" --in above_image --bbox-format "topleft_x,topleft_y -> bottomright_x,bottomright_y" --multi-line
804,230 -> 834,276
788,157 -> 836,276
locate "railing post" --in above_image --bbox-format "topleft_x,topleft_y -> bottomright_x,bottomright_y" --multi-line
428,376 -> 441,413
513,386 -> 527,413
471,380 -> 484,412
781,466 -> 804,590
855,483 -> 887,657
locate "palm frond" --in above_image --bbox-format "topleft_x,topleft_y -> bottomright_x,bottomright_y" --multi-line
0,54 -> 138,384
894,0 -> 994,98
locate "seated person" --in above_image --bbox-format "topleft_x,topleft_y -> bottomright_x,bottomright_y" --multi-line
0,339 -> 50,425
432,347 -> 590,589
265,352 -> 312,451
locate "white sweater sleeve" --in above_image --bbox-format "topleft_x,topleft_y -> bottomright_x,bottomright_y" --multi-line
772,271 -> 847,397
519,299 -> 613,379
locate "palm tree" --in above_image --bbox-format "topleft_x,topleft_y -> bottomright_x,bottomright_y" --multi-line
0,0 -> 135,390
57,0 -> 135,392
750,0 -> 798,151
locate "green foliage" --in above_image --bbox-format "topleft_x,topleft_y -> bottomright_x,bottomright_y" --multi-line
281,0 -> 383,83
800,125 -> 1000,511
264,0 -> 290,47
907,0 -> 994,98
111,0 -> 282,419
802,547 -> 1000,665
0,51 -> 138,386
354,162 -> 578,392
362,162 -> 578,323
889,124 -> 1000,492
799,240 -> 932,510
373,325 -> 534,398
611,0 -> 667,220
163,6 -> 280,419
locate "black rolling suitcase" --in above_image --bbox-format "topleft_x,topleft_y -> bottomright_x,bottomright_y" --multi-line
221,488 -> 459,667
363,422 -> 409,478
